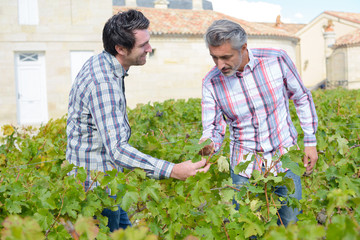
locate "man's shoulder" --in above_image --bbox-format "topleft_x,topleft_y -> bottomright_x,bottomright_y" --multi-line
251,48 -> 288,59
203,66 -> 221,85
88,51 -> 112,72
71,53 -> 115,95
80,52 -> 117,83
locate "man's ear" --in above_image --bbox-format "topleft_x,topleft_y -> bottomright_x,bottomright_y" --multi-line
115,45 -> 128,56
242,43 -> 247,51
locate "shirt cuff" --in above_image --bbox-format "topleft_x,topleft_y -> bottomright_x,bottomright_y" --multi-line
303,134 -> 317,146
153,158 -> 175,179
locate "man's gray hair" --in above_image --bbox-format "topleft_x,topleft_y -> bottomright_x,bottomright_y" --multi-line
205,19 -> 247,50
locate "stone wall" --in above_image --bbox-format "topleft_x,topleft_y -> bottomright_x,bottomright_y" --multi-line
124,36 -> 213,108
298,15 -> 359,88
0,0 -> 112,125
345,46 -> 360,89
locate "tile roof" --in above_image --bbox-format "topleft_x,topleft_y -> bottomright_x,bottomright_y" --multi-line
334,29 -> 360,47
113,7 -> 299,39
260,22 -> 305,35
325,11 -> 360,24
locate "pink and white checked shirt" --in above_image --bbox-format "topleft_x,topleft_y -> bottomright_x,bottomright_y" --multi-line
201,48 -> 318,177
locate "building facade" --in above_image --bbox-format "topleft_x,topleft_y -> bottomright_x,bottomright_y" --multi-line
327,29 -> 360,89
296,11 -> 360,89
0,0 -> 359,126
0,0 -> 112,125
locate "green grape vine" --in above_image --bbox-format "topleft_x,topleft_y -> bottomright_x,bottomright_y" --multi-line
0,90 -> 359,239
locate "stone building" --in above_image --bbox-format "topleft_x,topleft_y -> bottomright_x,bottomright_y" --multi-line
112,6 -> 302,111
296,11 -> 360,89
0,0 -> 359,126
0,0 -> 112,125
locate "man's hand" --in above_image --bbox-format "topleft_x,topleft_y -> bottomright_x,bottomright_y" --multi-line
303,146 -> 318,176
198,139 -> 215,156
170,158 -> 211,180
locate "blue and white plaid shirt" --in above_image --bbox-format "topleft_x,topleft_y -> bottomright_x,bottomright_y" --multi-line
66,51 -> 174,191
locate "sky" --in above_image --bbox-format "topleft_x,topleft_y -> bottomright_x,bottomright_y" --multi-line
210,0 -> 360,24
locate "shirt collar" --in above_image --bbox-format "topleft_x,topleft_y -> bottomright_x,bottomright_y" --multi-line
233,48 -> 256,77
102,50 -> 128,79
246,48 -> 256,71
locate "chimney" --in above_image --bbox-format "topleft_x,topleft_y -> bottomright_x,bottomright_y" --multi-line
193,0 -> 203,10
275,15 -> 282,28
323,19 -> 336,58
154,0 -> 169,9
125,0 -> 137,7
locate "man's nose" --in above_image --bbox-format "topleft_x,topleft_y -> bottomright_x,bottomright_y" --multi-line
146,43 -> 152,53
217,59 -> 226,70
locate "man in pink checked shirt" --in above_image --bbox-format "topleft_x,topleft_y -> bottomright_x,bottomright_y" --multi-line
199,19 -> 318,226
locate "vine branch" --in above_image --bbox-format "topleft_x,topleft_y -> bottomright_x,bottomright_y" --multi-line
45,193 -> 65,237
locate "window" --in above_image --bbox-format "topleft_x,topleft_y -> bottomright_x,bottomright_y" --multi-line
18,0 -> 39,25
19,53 -> 39,62
70,51 -> 94,83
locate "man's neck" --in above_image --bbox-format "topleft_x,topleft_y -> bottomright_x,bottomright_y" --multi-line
238,49 -> 250,72
115,54 -> 130,71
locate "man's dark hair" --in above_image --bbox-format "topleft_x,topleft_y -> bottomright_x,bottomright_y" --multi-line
103,9 -> 150,56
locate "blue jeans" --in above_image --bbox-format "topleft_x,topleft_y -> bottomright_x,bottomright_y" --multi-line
101,195 -> 132,232
230,169 -> 302,227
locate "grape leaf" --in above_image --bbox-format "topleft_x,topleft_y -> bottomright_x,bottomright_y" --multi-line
120,191 -> 139,211
217,156 -> 229,173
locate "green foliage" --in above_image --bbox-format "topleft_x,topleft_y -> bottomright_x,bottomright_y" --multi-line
0,89 -> 359,239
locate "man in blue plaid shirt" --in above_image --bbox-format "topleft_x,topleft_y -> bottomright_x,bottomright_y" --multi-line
66,9 -> 210,232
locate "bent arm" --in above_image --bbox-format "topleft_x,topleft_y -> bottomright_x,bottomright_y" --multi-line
89,81 -> 174,179
200,82 -> 226,154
